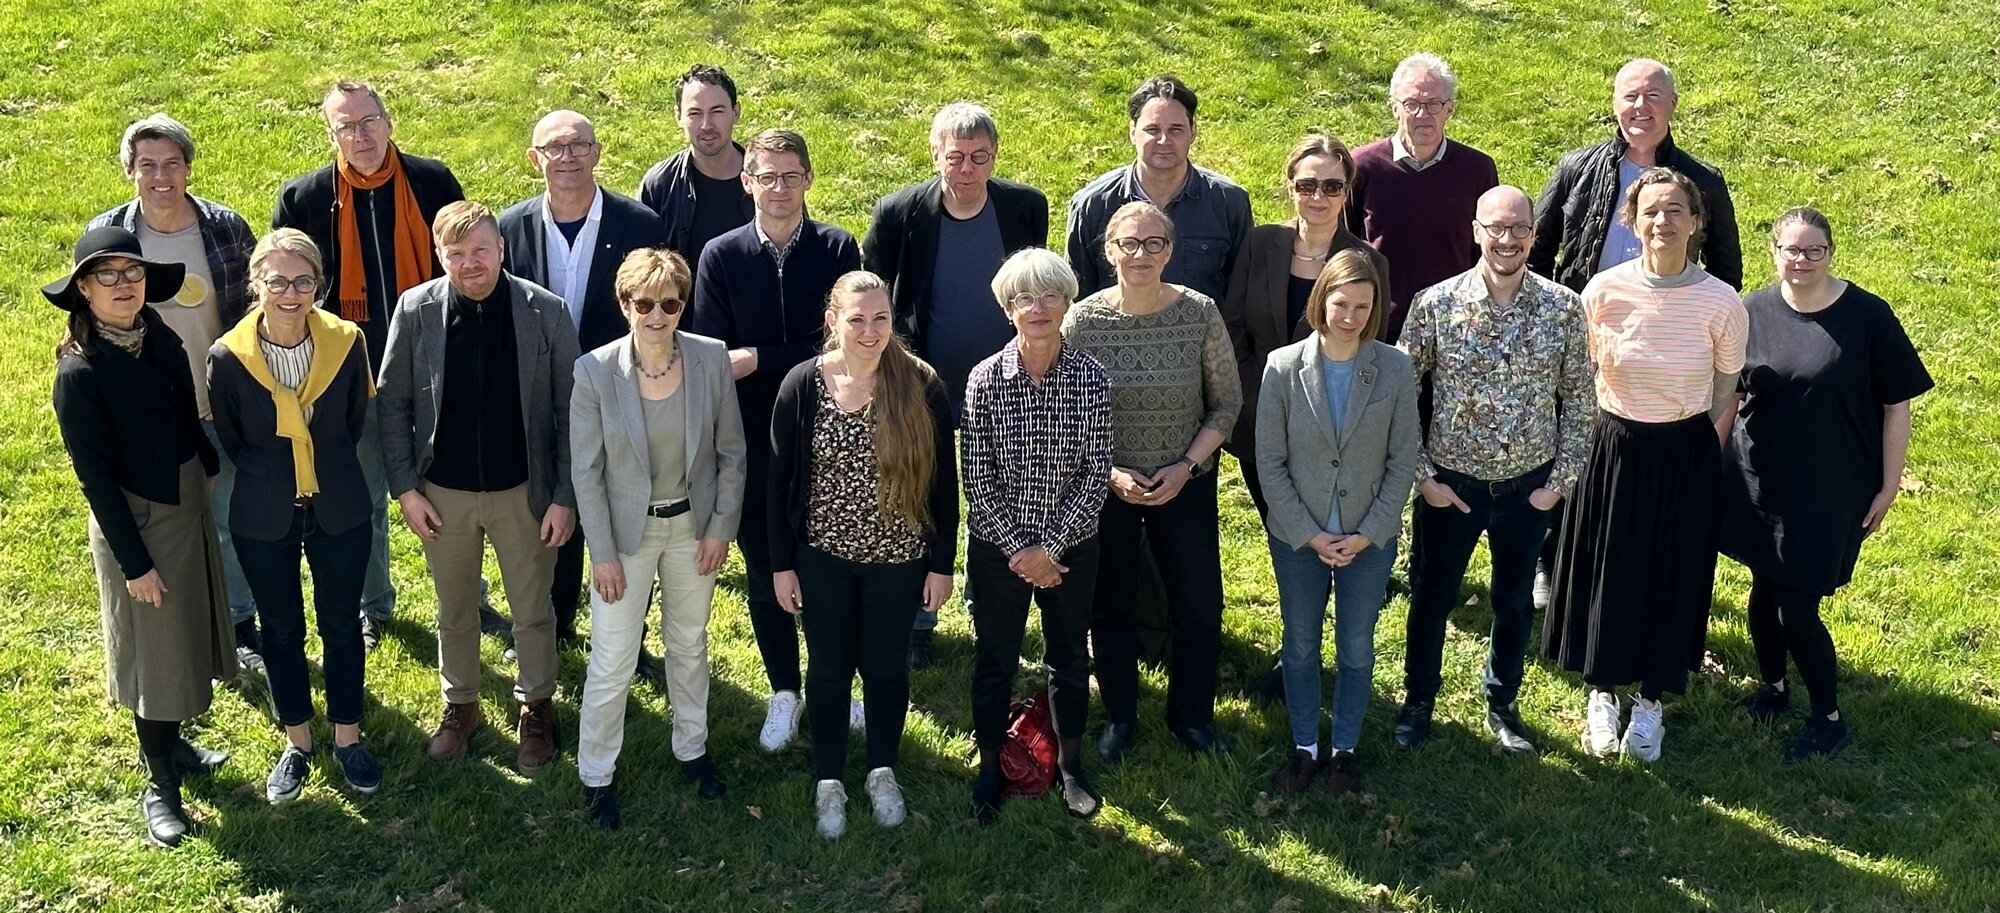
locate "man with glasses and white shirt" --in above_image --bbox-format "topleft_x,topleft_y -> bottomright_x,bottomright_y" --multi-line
274,79 -> 465,650
687,129 -> 860,752
1344,53 -> 1499,343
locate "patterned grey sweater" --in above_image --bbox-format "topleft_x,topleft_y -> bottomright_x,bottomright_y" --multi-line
1061,286 -> 1242,474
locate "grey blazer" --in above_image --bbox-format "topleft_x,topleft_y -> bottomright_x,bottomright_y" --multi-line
377,273 -> 581,516
1255,338 -> 1420,550
570,331 -> 747,562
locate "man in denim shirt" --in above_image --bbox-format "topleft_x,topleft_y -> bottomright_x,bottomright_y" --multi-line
1065,75 -> 1251,305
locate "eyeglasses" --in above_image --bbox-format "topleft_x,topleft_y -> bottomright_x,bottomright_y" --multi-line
625,296 -> 685,316
1109,236 -> 1172,255
1392,98 -> 1452,116
1476,222 -> 1535,240
749,171 -> 808,189
330,115 -> 388,139
1775,244 -> 1831,262
87,264 -> 148,287
1290,177 -> 1348,198
534,140 -> 598,159
942,150 -> 994,168
260,276 -> 321,295
1006,291 -> 1068,310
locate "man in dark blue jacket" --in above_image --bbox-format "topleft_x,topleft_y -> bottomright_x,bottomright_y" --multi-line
689,128 -> 860,753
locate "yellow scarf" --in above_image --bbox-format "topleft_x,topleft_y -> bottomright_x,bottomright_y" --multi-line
218,306 -> 371,497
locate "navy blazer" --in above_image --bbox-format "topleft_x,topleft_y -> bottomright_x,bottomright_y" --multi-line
861,176 -> 1049,354
207,316 -> 374,542
498,187 -> 669,354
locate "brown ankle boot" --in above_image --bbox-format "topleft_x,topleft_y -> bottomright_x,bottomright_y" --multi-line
517,699 -> 558,774
427,701 -> 482,763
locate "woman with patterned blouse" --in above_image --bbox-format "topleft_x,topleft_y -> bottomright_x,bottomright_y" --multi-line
768,271 -> 958,839
1061,201 -> 1243,762
962,248 -> 1113,822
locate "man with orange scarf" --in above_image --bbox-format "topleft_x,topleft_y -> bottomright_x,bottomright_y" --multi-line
274,79 -> 463,650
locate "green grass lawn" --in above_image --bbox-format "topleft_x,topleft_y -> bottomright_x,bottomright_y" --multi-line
4,1 -> 2000,910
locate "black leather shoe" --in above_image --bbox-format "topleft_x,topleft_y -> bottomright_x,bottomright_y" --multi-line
1393,698 -> 1434,750
1097,722 -> 1135,763
971,765 -> 1004,824
1253,662 -> 1286,707
140,755 -> 190,848
583,783 -> 621,830
357,614 -> 384,652
168,738 -> 228,777
1485,703 -> 1536,754
682,754 -> 726,799
907,629 -> 935,670
1175,725 -> 1228,756
1741,682 -> 1791,723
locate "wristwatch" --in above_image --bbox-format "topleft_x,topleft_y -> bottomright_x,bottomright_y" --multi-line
1178,455 -> 1202,475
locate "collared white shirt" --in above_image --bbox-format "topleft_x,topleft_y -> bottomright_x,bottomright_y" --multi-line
1391,134 -> 1451,171
541,186 -> 605,330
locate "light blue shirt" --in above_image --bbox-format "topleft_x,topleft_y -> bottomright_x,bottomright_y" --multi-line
1596,157 -> 1646,273
1320,352 -> 1357,534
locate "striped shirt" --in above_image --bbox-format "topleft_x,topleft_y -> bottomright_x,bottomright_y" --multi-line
1582,260 -> 1747,423
960,340 -> 1113,559
259,333 -> 316,422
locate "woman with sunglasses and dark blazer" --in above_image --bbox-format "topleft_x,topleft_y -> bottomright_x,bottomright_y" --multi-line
45,227 -> 236,848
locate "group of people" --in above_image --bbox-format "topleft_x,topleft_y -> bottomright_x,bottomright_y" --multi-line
44,54 -> 1930,849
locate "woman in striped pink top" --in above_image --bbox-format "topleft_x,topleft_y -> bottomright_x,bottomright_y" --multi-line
1540,167 -> 1747,763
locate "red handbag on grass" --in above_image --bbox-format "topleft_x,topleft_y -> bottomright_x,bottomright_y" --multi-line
1000,690 -> 1059,798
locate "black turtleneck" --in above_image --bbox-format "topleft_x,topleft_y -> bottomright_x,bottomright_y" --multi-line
424,281 -> 528,493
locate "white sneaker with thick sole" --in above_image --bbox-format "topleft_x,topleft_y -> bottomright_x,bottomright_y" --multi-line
759,690 -> 802,753
1620,696 -> 1665,762
865,766 -> 906,827
1581,690 -> 1621,758
815,779 -> 847,839
849,698 -> 866,732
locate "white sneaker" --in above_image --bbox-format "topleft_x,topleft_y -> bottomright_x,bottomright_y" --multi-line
1581,691 -> 1621,758
1621,695 -> 1665,762
759,690 -> 802,753
1532,569 -> 1553,611
849,698 -> 866,732
865,766 -> 906,827
814,779 -> 847,839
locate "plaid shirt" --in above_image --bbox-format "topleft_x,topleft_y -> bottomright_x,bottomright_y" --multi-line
1400,268 -> 1596,495
89,194 -> 257,329
960,339 -> 1113,559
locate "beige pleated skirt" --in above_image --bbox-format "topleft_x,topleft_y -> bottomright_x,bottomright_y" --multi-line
87,457 -> 237,720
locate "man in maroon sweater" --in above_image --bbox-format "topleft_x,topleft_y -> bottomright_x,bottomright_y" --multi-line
1343,53 -> 1499,343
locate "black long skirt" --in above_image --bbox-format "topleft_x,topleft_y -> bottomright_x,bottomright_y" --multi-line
1541,411 -> 1718,695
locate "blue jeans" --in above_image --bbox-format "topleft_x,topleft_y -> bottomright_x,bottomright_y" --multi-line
201,420 -> 256,624
1271,532 -> 1398,752
355,400 -> 396,622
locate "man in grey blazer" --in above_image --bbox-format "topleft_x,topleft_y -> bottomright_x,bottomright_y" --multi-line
377,200 -> 580,774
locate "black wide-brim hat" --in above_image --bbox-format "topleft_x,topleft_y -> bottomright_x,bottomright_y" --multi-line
40,226 -> 187,312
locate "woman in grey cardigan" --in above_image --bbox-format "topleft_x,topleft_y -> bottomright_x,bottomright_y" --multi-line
571,248 -> 747,830
1256,249 -> 1419,798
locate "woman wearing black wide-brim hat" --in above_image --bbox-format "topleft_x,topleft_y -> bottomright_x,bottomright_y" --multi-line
44,226 -> 238,848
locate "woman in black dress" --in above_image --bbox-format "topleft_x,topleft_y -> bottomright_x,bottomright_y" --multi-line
1720,207 -> 1932,759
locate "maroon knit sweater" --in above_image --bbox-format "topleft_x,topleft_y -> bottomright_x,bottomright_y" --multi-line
1343,136 -> 1499,342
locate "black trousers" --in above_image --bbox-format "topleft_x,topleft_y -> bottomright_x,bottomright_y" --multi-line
550,535 -> 586,631
968,535 -> 1099,751
741,458 -> 802,693
795,543 -> 925,779
1091,471 -> 1224,731
1746,574 -> 1840,717
236,506 -> 370,727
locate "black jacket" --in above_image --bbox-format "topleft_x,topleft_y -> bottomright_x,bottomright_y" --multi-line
766,357 -> 959,576
498,187 -> 669,353
636,145 -> 755,267
207,318 -> 374,542
1528,131 -> 1741,293
51,308 -> 218,580
271,154 -> 465,371
860,176 -> 1049,355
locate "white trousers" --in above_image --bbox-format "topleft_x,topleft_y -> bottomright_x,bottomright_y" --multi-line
577,512 -> 717,786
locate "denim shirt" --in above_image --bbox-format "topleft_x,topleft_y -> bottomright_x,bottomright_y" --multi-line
1064,163 -> 1252,304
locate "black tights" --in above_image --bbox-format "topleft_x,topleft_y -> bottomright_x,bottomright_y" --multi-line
1746,574 -> 1839,718
133,714 -> 181,759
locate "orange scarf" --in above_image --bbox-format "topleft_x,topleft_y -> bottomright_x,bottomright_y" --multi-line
333,143 -> 434,322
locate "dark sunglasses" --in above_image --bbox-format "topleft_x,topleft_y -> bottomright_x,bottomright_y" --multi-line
625,296 -> 684,316
1290,177 -> 1348,198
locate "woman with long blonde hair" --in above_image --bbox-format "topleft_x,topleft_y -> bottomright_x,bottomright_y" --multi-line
768,271 -> 958,839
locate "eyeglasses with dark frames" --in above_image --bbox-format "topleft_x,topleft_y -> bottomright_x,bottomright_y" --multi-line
87,264 -> 148,288
1775,244 -> 1831,262
1476,222 -> 1535,240
534,140 -> 598,159
1109,236 -> 1172,255
260,276 -> 321,295
749,171 -> 808,189
942,150 -> 994,167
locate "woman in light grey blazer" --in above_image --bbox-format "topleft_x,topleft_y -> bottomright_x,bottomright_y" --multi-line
571,248 -> 747,830
1256,249 -> 1419,799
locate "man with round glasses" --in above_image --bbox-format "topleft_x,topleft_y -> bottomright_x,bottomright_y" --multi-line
1345,52 -> 1499,344
1392,185 -> 1593,754
89,112 -> 265,670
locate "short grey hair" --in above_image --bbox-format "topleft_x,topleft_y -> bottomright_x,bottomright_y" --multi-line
1619,58 -> 1678,95
929,101 -> 999,149
990,248 -> 1078,308
322,79 -> 387,122
120,113 -> 196,172
1390,52 -> 1458,98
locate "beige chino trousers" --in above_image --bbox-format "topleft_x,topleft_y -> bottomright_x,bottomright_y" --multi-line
419,482 -> 559,705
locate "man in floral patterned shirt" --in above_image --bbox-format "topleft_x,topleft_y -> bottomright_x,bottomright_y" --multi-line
1393,185 -> 1594,754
